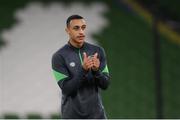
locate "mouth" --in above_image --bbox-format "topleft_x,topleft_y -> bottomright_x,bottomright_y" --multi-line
77,36 -> 85,40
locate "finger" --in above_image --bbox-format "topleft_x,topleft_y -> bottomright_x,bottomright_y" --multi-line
87,60 -> 93,66
93,52 -> 98,58
88,60 -> 94,66
83,52 -> 87,60
93,59 -> 99,66
87,57 -> 93,63
87,63 -> 93,69
92,58 -> 98,64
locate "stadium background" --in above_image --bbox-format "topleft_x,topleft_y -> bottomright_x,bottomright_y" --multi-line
0,0 -> 180,119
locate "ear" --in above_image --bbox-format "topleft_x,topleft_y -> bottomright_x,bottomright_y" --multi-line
65,28 -> 70,34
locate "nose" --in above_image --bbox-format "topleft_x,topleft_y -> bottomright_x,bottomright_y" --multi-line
79,28 -> 84,35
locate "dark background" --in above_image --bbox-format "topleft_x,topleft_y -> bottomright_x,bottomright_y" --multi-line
0,0 -> 180,118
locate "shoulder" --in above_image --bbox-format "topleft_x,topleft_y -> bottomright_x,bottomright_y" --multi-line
52,44 -> 69,60
85,42 -> 106,60
85,42 -> 104,51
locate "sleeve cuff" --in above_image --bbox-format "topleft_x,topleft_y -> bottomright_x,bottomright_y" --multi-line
92,69 -> 102,77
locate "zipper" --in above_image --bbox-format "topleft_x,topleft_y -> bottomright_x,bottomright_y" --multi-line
78,49 -> 83,65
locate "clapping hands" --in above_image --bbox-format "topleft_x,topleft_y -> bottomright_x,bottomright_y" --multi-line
82,52 -> 100,71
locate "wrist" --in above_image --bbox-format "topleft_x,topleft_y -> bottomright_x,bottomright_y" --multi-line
92,69 -> 100,75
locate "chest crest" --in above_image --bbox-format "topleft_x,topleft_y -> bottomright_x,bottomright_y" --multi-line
69,61 -> 76,67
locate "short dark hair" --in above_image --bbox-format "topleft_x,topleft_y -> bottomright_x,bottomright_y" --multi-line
66,14 -> 84,27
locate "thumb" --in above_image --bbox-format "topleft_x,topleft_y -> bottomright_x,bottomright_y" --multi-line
83,52 -> 87,60
94,52 -> 98,58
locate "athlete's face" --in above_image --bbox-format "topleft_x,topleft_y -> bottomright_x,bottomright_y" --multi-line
66,19 -> 86,45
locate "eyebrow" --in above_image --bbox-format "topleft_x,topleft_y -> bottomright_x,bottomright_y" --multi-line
82,25 -> 86,27
73,26 -> 80,29
74,24 -> 86,27
73,24 -> 86,28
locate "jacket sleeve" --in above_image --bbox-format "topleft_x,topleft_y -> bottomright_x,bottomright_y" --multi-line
92,47 -> 110,90
52,53 -> 85,96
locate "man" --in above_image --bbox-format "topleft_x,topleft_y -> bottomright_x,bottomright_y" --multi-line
52,15 -> 110,119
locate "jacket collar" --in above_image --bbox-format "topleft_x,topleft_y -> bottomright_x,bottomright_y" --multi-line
67,41 -> 86,50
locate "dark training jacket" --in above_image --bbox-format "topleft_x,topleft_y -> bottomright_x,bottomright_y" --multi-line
52,42 -> 110,119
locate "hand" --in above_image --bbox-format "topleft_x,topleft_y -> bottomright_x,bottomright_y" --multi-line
92,52 -> 100,71
82,52 -> 93,71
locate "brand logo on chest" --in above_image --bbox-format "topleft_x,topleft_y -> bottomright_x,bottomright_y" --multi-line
69,62 -> 76,67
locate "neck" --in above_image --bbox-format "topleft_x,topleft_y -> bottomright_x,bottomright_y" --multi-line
69,39 -> 84,48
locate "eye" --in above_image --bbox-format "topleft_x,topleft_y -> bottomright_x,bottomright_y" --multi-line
73,26 -> 80,30
81,25 -> 86,30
